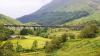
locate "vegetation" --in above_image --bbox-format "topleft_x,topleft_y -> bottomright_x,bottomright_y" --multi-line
0,26 -> 14,41
16,41 -> 23,52
20,28 -> 34,35
79,23 -> 99,38
0,41 -> 18,56
31,40 -> 38,51
65,12 -> 100,26
45,34 -> 68,53
0,14 -> 21,25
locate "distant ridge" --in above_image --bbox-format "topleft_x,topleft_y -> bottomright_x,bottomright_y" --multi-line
18,0 -> 100,25
0,14 -> 21,25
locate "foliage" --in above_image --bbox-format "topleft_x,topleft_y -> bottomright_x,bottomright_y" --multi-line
0,41 -> 18,56
0,14 -> 21,25
65,12 -> 100,26
20,28 -> 34,35
33,28 -> 48,38
19,11 -> 89,25
16,41 -> 23,52
67,33 -> 75,39
45,34 -> 67,53
79,24 -> 99,38
31,40 -> 38,51
0,26 -> 14,40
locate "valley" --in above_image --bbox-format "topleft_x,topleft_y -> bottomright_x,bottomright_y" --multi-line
0,0 -> 100,56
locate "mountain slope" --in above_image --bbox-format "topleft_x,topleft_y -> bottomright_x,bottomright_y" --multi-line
54,37 -> 100,56
0,14 -> 21,25
65,12 -> 100,26
18,0 -> 100,25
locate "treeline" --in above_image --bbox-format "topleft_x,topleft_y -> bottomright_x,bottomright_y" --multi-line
0,41 -> 18,56
0,25 -> 14,41
44,20 -> 99,54
20,27 -> 48,38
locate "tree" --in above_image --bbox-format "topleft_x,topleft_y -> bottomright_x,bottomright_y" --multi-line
61,34 -> 68,42
0,26 -> 14,41
45,35 -> 68,53
20,28 -> 34,35
31,40 -> 38,51
79,24 -> 99,38
0,41 -> 18,56
67,33 -> 75,39
16,41 -> 23,52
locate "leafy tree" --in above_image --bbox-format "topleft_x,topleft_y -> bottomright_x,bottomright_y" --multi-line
67,33 -> 75,39
33,28 -> 49,37
20,28 -> 34,35
0,41 -> 18,56
0,26 -> 14,40
61,34 -> 68,42
16,41 -> 23,52
79,24 -> 99,38
31,40 -> 38,51
45,35 -> 68,53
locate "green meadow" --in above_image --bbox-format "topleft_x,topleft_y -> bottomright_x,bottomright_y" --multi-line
9,35 -> 51,49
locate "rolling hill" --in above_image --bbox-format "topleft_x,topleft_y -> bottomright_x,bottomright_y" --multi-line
0,14 -> 21,25
65,12 -> 100,26
18,0 -> 100,25
54,37 -> 100,56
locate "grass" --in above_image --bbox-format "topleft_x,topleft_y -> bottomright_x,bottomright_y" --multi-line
65,12 -> 100,26
54,37 -> 100,56
10,35 -> 51,49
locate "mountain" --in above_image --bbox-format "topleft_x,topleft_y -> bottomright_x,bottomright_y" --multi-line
65,12 -> 100,26
0,14 -> 21,25
18,0 -> 100,25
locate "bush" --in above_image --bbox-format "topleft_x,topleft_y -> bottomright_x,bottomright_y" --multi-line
60,34 -> 68,42
0,41 -> 18,56
31,40 -> 38,51
67,33 -> 75,39
45,34 -> 67,53
79,24 -> 99,38
0,27 -> 14,40
20,28 -> 34,35
16,41 -> 23,52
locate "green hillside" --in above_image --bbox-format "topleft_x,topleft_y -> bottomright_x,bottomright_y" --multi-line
65,12 -> 100,26
18,0 -> 100,25
54,37 -> 100,56
0,14 -> 21,25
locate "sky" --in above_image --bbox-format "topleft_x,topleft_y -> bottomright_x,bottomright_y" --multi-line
0,0 -> 52,18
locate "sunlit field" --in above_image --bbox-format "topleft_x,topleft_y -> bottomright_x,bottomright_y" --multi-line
10,35 -> 51,49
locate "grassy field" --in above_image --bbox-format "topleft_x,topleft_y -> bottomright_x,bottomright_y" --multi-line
54,37 -> 100,56
20,36 -> 100,56
10,35 -> 51,49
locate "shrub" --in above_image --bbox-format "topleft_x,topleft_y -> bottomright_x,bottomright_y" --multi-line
0,41 -> 18,56
67,33 -> 75,39
31,40 -> 38,51
45,35 -> 68,53
79,24 -> 99,38
16,41 -> 23,52
60,34 -> 68,42
20,28 -> 34,35
0,26 -> 14,40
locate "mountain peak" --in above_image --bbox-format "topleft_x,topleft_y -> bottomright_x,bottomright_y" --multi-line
18,0 -> 100,25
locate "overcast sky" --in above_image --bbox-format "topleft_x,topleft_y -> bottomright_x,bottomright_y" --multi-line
0,0 -> 52,18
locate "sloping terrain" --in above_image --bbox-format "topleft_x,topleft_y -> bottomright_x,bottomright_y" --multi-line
55,37 -> 100,56
18,0 -> 100,25
0,14 -> 21,25
65,12 -> 100,26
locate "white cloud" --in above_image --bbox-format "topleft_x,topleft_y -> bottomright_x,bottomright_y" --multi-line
0,0 -> 52,18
